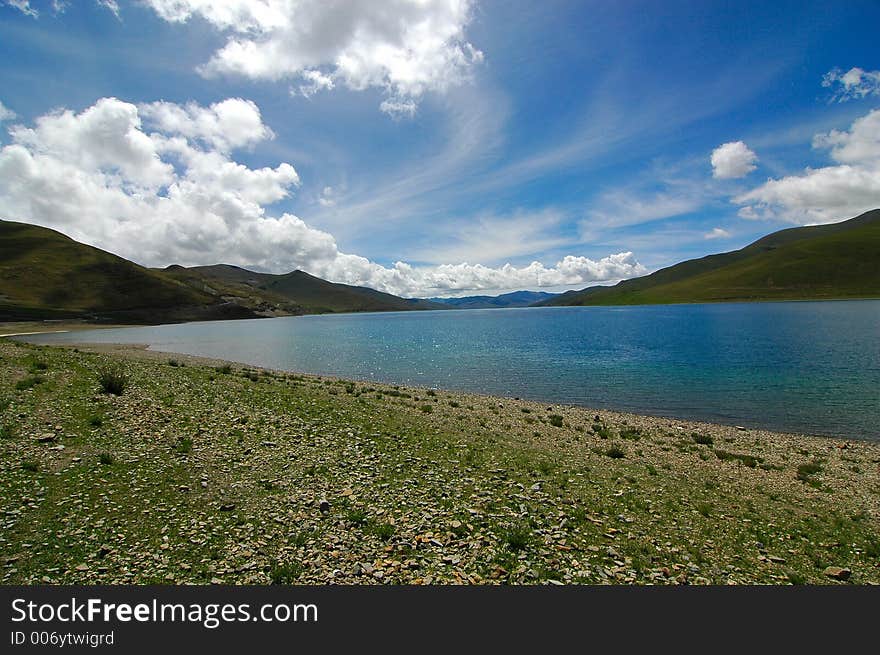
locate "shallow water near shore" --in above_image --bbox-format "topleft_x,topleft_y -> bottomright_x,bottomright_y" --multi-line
24,300 -> 880,439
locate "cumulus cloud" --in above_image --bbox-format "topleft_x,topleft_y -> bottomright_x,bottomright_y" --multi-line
5,0 -> 38,17
822,67 -> 880,102
142,0 -> 483,115
0,96 -> 645,297
710,141 -> 758,179
704,227 -> 730,240
735,108 -> 880,224
139,98 -> 274,153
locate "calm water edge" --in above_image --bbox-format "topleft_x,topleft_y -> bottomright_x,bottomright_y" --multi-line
24,301 -> 880,440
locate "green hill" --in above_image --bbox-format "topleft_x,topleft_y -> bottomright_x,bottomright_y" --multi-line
0,219 -> 444,323
169,265 -> 447,314
0,220 -> 255,323
540,209 -> 880,306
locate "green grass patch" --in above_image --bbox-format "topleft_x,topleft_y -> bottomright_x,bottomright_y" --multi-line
97,366 -> 128,395
15,375 -> 45,391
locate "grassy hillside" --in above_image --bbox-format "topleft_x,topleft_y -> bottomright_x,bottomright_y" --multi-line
0,220 -> 255,323
542,209 -> 880,306
177,265 -> 447,314
0,220 -> 445,322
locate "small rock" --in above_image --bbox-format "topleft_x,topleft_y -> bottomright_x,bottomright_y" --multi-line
530,483 -> 542,492
823,566 -> 852,581
768,556 -> 786,564
219,503 -> 236,511
75,563 -> 88,572
319,499 -> 331,514
34,433 -> 57,443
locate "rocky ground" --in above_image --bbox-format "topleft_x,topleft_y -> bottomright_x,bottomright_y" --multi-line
1,338 -> 878,585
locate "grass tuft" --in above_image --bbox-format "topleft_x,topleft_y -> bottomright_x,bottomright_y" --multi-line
97,366 -> 128,395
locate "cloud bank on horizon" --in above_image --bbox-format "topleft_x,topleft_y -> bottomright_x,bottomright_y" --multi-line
0,96 -> 645,296
1,1 -> 879,296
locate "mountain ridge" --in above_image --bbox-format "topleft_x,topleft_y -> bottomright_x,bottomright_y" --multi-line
537,209 -> 880,307
427,290 -> 559,309
0,219 -> 445,323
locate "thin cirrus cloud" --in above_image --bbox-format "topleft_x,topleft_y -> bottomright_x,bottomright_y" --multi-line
4,0 -> 37,17
710,141 -> 758,179
140,0 -> 484,117
734,107 -> 880,225
822,67 -> 880,102
0,96 -> 646,297
0,100 -> 16,122
4,0 -> 115,17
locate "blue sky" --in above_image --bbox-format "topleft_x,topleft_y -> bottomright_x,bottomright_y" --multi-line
1,0 -> 879,297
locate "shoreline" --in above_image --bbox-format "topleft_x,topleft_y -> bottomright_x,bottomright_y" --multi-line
19,335 -> 878,443
2,337 -> 879,584
70,342 -> 841,443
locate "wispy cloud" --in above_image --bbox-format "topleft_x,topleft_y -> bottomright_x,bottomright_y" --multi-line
704,227 -> 731,240
822,67 -> 880,102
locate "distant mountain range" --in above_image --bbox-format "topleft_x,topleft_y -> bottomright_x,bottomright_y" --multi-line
0,220 -> 444,323
3,208 -> 877,324
537,208 -> 880,307
427,290 -> 559,309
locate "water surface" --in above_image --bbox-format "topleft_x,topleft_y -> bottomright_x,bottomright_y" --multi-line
25,301 -> 880,439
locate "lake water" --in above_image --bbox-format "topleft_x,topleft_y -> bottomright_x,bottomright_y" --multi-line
24,301 -> 880,439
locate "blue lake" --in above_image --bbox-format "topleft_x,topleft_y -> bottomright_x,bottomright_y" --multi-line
24,301 -> 880,439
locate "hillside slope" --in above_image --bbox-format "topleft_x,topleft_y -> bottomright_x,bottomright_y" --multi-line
540,209 -> 880,306
174,265 -> 447,314
0,219 -> 444,323
0,220 -> 255,323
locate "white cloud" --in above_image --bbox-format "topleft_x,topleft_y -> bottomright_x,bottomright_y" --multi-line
0,97 -> 645,297
710,141 -> 758,179
142,0 -> 483,115
52,0 -> 69,13
379,97 -> 419,119
5,0 -> 38,17
735,108 -> 880,224
0,101 -> 16,123
822,67 -> 880,102
96,0 -> 119,17
318,186 -> 335,207
297,70 -> 334,98
811,108 -> 880,164
704,227 -> 730,240
139,98 -> 274,153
